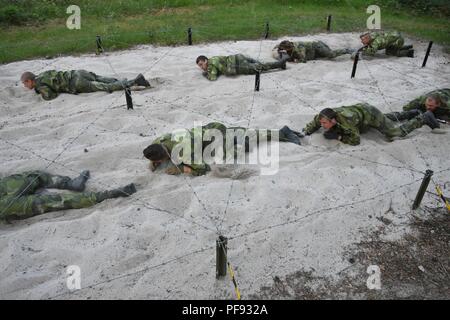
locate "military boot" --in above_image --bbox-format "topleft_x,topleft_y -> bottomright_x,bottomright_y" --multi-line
386,109 -> 421,121
134,74 -> 151,87
96,183 -> 137,202
279,126 -> 301,145
396,49 -> 414,58
49,170 -> 90,192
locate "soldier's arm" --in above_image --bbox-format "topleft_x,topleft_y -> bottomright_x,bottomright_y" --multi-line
293,48 -> 306,63
206,65 -> 219,81
362,39 -> 380,56
38,85 -> 58,100
184,163 -> 210,176
303,115 -> 321,135
339,125 -> 361,146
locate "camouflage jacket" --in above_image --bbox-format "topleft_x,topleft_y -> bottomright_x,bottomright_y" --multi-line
205,55 -> 238,81
304,103 -> 382,146
403,88 -> 450,120
35,70 -> 76,100
362,31 -> 403,56
150,123 -> 228,175
274,41 -> 316,63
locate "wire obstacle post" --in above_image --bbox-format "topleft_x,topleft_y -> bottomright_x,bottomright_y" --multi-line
187,27 -> 193,46
125,87 -> 133,110
412,170 -> 433,209
326,15 -> 332,32
421,41 -> 433,68
254,72 -> 261,92
95,35 -> 104,55
216,236 -> 228,278
264,22 -> 269,39
351,52 -> 360,78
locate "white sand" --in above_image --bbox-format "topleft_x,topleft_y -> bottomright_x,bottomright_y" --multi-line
0,33 -> 449,299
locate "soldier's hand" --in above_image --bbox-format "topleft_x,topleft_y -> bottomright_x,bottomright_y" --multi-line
166,166 -> 182,175
323,130 -> 339,140
149,161 -> 162,172
183,166 -> 193,174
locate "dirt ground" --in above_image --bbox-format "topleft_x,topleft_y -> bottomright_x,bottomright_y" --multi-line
250,206 -> 450,300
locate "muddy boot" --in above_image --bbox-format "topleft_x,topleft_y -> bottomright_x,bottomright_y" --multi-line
134,74 -> 151,87
401,45 -> 413,50
420,111 -> 440,129
49,170 -> 90,192
96,183 -> 137,202
396,49 -> 414,58
279,126 -> 301,145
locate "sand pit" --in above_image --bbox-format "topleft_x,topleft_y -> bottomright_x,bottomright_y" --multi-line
0,33 -> 449,299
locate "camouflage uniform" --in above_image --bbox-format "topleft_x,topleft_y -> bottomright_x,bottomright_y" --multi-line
205,54 -> 283,81
402,88 -> 450,121
151,122 -> 293,176
272,41 -> 350,62
0,171 -> 100,220
362,31 -> 407,57
35,70 -> 133,100
304,103 -> 424,146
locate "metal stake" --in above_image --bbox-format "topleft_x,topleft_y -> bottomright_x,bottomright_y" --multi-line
216,236 -> 228,278
421,41 -> 433,68
412,170 -> 433,209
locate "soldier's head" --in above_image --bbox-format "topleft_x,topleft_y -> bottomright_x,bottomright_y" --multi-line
318,108 -> 338,130
143,144 -> 169,164
196,55 -> 208,71
360,32 -> 372,46
21,72 -> 36,89
278,40 -> 294,56
425,94 -> 443,112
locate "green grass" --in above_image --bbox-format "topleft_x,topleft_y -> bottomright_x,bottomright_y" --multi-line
1,0 -> 449,64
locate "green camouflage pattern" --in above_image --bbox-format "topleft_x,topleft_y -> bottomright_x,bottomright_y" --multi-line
362,31 -> 404,56
205,54 -> 282,81
403,88 -> 450,120
273,41 -> 349,62
0,171 -> 98,220
150,122 -> 278,176
304,103 -> 424,146
35,70 -> 130,100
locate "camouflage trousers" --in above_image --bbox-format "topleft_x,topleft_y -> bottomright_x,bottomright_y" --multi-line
384,35 -> 405,56
232,54 -> 282,75
0,171 -> 99,220
310,41 -> 350,59
363,104 -> 423,138
71,70 -> 134,93
200,122 -> 289,156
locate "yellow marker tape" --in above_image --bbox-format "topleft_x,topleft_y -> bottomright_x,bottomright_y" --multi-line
227,262 -> 241,300
435,185 -> 450,212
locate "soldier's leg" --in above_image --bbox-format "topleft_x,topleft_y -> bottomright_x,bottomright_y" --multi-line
0,171 -> 45,197
72,70 -> 131,93
313,41 -> 336,59
385,109 -> 421,121
369,107 -> 422,138
386,36 -> 405,56
1,183 -> 136,220
40,170 -> 90,192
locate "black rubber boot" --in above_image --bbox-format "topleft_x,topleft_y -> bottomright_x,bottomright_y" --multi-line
53,170 -> 90,192
134,74 -> 151,87
401,45 -> 413,50
279,126 -> 301,145
96,183 -> 137,202
396,49 -> 414,58
421,111 -> 440,129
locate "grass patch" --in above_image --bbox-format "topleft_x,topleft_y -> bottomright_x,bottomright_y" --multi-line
1,1 -> 449,64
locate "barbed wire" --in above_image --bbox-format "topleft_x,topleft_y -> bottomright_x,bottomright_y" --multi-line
1,12 -> 449,299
